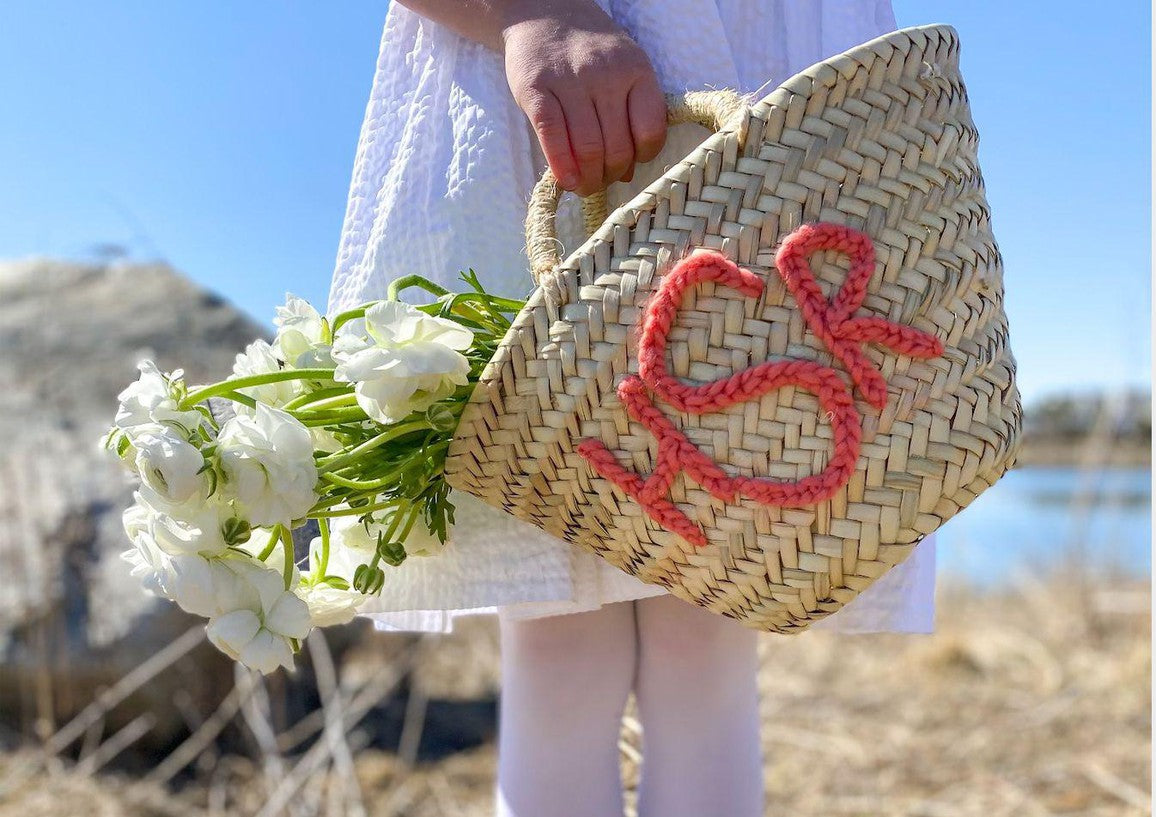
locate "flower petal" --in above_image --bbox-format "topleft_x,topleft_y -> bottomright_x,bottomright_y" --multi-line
206,609 -> 261,659
238,629 -> 294,674
266,592 -> 312,639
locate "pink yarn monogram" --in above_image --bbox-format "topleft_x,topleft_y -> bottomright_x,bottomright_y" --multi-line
575,223 -> 944,547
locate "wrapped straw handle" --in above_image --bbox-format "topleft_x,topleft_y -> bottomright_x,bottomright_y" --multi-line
526,90 -> 750,284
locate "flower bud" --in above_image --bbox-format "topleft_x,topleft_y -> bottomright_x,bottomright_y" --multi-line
424,403 -> 458,433
222,517 -> 252,546
376,537 -> 407,568
353,563 -> 385,595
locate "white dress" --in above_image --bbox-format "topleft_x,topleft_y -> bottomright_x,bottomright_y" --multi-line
327,0 -> 937,634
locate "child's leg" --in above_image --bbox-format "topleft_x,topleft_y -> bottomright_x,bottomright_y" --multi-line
496,600 -> 637,817
633,594 -> 764,817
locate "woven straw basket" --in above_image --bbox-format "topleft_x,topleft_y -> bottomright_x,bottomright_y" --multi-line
445,24 -> 1022,632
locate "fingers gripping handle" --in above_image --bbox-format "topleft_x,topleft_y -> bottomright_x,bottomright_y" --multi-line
525,90 -> 750,285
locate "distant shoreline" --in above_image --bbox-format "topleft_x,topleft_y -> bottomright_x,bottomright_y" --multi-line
1015,439 -> 1150,469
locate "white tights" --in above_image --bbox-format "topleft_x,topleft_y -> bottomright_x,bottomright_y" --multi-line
495,595 -> 764,817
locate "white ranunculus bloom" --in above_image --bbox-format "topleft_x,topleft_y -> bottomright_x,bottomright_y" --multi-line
309,426 -> 344,454
205,558 -> 311,674
132,426 -> 208,504
209,614 -> 294,674
141,551 -> 309,673
217,404 -> 318,526
120,517 -> 244,620
332,300 -> 473,424
135,487 -> 234,558
122,502 -> 243,612
207,609 -> 267,659
231,339 -> 300,409
121,502 -> 174,598
163,553 -> 244,618
298,520 -> 376,627
296,582 -> 362,628
274,295 -> 333,369
401,520 -> 445,558
327,513 -> 382,556
115,360 -> 204,435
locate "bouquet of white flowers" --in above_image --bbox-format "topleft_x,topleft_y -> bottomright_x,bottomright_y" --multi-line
103,273 -> 523,673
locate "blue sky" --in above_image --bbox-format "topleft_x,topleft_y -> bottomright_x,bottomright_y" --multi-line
1,1 -> 1149,407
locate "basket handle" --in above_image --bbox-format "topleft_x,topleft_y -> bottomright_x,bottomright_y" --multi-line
526,90 -> 750,284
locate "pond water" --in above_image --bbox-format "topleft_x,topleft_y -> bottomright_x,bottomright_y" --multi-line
934,466 -> 1151,585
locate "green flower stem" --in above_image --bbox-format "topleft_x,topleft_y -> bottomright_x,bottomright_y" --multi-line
317,518 -> 331,577
291,393 -> 359,413
316,421 -> 429,474
310,499 -> 402,518
282,387 -> 352,411
396,503 -> 421,542
365,500 -> 409,572
323,450 -> 447,492
330,307 -> 366,335
387,275 -> 450,301
308,488 -> 391,514
442,293 -> 520,331
383,501 -> 408,540
447,291 -> 525,313
256,529 -> 280,562
320,470 -> 403,492
310,423 -> 370,441
308,493 -> 360,512
297,410 -> 368,427
385,275 -> 500,326
278,525 -> 295,589
181,369 -> 337,409
198,390 -> 258,411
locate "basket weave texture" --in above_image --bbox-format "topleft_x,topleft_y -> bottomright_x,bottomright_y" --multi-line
445,24 -> 1022,632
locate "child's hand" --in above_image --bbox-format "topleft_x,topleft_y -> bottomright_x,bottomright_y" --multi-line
501,0 -> 667,197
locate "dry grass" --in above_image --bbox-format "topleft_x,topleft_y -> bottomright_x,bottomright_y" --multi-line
744,575 -> 1150,816
0,573 -> 1148,817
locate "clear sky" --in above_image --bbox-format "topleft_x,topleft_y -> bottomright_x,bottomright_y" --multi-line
1,1 -> 1149,407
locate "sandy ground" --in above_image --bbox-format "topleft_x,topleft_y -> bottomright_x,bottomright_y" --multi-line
0,573 -> 1149,817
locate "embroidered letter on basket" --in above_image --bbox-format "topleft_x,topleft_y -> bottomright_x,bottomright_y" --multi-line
576,223 -> 945,547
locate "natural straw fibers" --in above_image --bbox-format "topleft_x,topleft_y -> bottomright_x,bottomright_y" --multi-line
445,24 -> 1022,632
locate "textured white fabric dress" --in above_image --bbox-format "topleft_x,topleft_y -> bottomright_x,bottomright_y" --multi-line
328,0 -> 937,634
